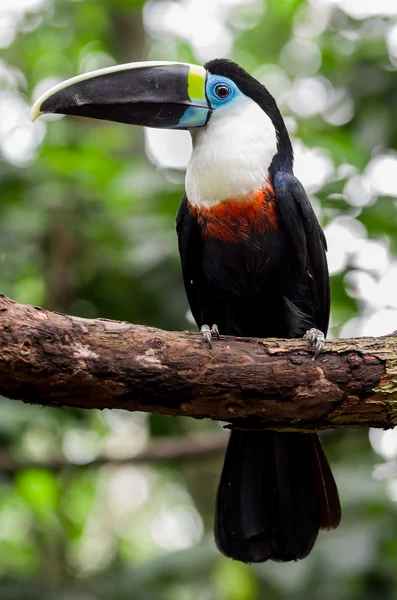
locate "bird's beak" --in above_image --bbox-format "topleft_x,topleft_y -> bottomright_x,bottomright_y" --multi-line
29,61 -> 211,129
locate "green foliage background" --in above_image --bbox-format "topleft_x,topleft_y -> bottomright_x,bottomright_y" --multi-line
1,0 -> 397,598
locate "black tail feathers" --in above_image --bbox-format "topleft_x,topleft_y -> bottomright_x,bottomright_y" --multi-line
214,430 -> 341,563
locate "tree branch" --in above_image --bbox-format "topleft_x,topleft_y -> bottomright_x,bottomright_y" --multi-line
0,294 -> 396,431
0,433 -> 227,472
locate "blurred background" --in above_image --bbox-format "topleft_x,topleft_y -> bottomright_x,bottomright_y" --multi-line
1,0 -> 397,598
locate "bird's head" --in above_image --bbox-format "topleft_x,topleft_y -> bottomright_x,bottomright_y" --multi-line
31,59 -> 292,205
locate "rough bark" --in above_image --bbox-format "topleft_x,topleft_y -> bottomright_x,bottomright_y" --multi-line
0,294 -> 396,431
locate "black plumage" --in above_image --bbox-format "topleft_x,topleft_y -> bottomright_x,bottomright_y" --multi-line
176,59 -> 341,563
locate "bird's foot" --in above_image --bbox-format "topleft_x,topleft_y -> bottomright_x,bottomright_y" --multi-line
201,324 -> 220,349
304,328 -> 325,360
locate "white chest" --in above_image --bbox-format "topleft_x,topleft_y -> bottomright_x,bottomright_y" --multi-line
185,96 -> 278,207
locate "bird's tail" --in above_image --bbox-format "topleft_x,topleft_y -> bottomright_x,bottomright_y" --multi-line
214,430 -> 341,563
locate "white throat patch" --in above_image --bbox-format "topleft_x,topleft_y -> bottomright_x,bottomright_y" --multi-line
185,96 -> 277,207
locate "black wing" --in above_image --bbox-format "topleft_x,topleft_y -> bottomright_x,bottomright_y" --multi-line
274,171 -> 330,335
176,195 -> 205,327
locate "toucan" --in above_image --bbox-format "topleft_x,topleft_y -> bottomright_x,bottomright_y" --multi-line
31,59 -> 341,563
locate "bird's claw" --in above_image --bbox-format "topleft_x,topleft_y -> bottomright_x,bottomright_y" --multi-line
305,328 -> 325,360
211,324 -> 220,339
201,324 -> 220,349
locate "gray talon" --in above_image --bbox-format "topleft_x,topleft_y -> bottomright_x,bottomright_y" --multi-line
305,328 -> 325,359
201,324 -> 220,349
201,324 -> 212,349
211,324 -> 220,339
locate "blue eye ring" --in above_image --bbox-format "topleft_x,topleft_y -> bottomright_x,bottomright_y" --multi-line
214,83 -> 231,100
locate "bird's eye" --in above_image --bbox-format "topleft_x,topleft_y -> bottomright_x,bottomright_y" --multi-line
214,84 -> 231,99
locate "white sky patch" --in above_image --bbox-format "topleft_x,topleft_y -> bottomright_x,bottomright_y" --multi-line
78,51 -> 117,76
361,307 -> 397,336
220,0 -> 259,6
365,153 -> 397,197
0,95 -> 26,137
345,270 -> 382,308
341,259 -> 397,336
287,75 -> 353,126
280,39 -> 322,77
313,0 -> 397,19
253,64 -> 291,108
386,480 -> 397,503
103,410 -> 148,459
293,139 -> 334,193
228,0 -> 265,30
294,2 -> 331,39
370,429 -> 397,460
339,316 -> 361,338
387,21 -> 397,60
372,461 -> 396,482
107,467 -> 150,514
0,92 -> 46,166
284,115 -> 298,136
20,425 -> 57,462
336,163 -> 357,180
0,59 -> 26,90
322,88 -> 354,126
324,216 -> 367,275
0,12 -> 16,48
145,128 -> 192,170
0,0 -> 47,48
0,0 -> 47,9
344,174 -> 376,207
355,263 -> 397,309
353,238 -> 390,275
288,77 -> 328,117
144,0 -> 235,60
62,428 -> 102,465
151,505 -> 203,550
378,262 -> 397,308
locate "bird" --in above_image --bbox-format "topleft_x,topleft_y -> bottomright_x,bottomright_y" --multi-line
30,58 -> 341,563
